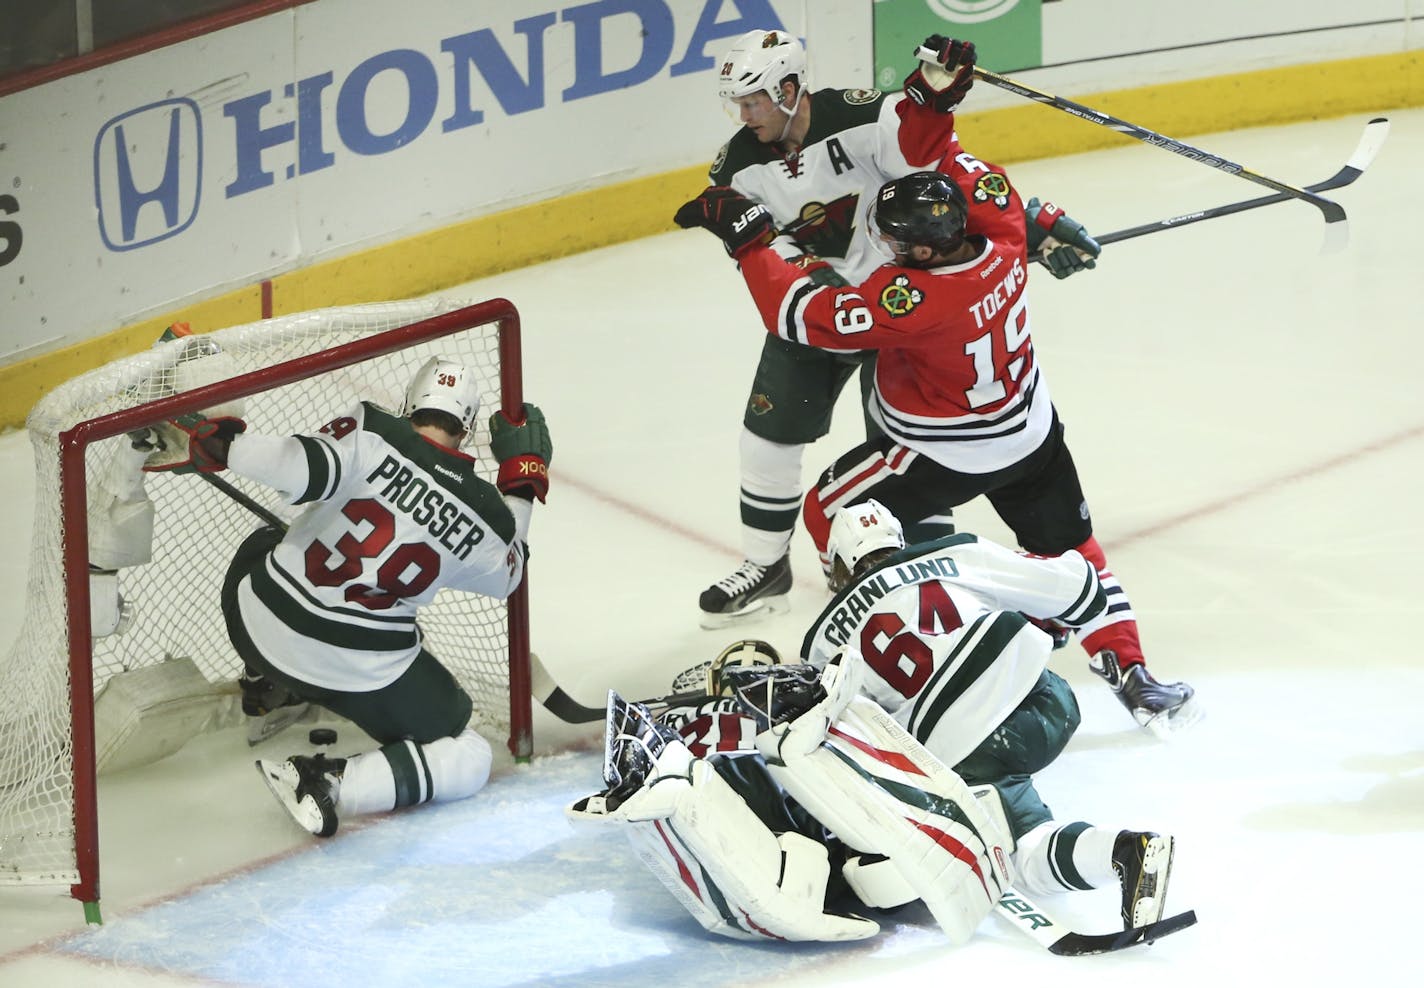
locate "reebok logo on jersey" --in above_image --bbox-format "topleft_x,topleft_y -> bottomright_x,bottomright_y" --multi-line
879,275 -> 923,317
432,464 -> 463,482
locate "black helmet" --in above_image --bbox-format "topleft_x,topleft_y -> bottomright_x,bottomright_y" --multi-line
873,171 -> 969,260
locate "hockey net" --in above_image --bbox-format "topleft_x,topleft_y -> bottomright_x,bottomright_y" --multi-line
0,298 -> 532,902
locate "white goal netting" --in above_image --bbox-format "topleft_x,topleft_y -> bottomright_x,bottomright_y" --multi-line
0,299 -> 524,891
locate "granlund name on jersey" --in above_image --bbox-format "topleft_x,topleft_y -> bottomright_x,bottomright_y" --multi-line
711,88 -> 959,284
228,401 -> 523,692
799,534 -> 1106,766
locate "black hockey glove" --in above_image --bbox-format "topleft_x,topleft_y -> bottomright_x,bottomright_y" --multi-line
904,36 -> 976,114
1025,197 -> 1101,279
490,402 -> 552,502
673,186 -> 776,259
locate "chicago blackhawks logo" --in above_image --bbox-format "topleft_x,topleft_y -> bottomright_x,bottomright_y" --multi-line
974,173 -> 1012,209
879,275 -> 923,316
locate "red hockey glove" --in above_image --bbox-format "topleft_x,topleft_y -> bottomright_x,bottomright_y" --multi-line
141,412 -> 247,474
673,186 -> 776,259
903,36 -> 976,114
490,403 -> 552,502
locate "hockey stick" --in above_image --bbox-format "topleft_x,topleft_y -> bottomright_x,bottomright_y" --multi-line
961,59 -> 1349,229
1026,116 -> 1388,265
996,889 -> 1197,956
529,651 -> 709,724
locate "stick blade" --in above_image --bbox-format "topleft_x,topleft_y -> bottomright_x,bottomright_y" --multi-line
1048,909 -> 1199,956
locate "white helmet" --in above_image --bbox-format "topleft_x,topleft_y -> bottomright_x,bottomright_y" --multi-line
402,356 -> 481,436
826,499 -> 906,590
717,29 -> 807,116
706,638 -> 783,697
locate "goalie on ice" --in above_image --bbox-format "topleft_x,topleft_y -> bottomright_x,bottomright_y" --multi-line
568,502 -> 1187,946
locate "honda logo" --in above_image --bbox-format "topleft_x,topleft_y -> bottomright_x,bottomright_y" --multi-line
93,98 -> 203,250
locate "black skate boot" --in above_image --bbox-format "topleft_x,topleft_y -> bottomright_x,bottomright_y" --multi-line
240,669 -> 311,746
255,753 -> 347,837
1112,830 -> 1175,928
1090,651 -> 1200,738
698,556 -> 792,629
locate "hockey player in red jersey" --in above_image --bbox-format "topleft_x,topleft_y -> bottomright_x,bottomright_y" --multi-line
673,156 -> 1199,736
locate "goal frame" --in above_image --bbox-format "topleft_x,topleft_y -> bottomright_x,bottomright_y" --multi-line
55,298 -> 533,907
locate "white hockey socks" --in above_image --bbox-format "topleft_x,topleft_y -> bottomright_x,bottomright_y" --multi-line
336,727 -> 491,816
1014,819 -> 1118,895
739,430 -> 805,564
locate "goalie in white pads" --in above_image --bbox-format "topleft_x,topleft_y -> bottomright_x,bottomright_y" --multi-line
142,353 -> 552,837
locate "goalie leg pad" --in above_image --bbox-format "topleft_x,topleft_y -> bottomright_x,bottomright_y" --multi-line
569,742 -> 878,942
757,689 -> 1014,945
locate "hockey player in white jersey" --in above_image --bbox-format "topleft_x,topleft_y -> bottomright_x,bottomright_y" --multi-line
144,356 -> 551,837
687,30 -> 1100,628
569,503 -> 1179,943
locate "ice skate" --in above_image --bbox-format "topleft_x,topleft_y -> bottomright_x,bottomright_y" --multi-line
1090,651 -> 1201,738
241,670 -> 311,746
1111,830 -> 1175,928
255,753 -> 346,837
698,556 -> 792,629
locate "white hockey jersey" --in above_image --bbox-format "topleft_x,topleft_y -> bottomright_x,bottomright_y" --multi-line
711,88 -> 960,285
799,534 -> 1106,768
227,401 -> 527,692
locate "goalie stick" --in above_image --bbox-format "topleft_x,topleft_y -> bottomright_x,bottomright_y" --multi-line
529,651 -> 706,724
959,57 -> 1350,229
996,889 -> 1197,955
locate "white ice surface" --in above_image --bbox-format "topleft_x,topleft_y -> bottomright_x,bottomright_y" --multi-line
2,108 -> 1422,987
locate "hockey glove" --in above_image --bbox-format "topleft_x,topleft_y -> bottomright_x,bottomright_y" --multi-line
673,186 -> 776,259
789,254 -> 850,288
903,36 -> 976,114
1025,197 -> 1101,279
489,402 -> 552,502
140,412 -> 246,474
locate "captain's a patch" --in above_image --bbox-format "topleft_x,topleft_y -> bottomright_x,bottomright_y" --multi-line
879,275 -> 923,316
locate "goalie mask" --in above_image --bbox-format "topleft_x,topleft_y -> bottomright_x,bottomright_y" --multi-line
722,664 -> 825,734
717,29 -> 807,122
707,639 -> 784,697
402,356 -> 481,437
826,499 -> 906,592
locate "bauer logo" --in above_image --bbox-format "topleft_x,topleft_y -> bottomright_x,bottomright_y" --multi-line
93,98 -> 203,251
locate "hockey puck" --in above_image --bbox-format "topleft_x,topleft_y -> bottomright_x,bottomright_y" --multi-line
309,728 -> 338,746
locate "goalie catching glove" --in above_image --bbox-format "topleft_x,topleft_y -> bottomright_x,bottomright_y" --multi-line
139,412 -> 246,474
904,35 -> 976,114
489,402 -> 552,502
673,186 -> 776,259
1025,197 -> 1101,279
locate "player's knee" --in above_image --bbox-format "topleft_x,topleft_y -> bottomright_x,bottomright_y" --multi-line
427,728 -> 492,802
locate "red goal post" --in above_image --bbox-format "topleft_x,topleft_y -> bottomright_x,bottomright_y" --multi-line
0,298 -> 533,910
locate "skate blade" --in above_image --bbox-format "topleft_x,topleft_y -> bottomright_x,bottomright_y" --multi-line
697,594 -> 791,631
247,702 -> 312,746
1142,695 -> 1204,741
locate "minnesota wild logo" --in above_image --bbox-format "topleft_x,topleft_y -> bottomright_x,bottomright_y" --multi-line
748,393 -> 775,415
973,173 -> 1012,209
879,275 -> 923,316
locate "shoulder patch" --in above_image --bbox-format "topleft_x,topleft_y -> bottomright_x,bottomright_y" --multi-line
710,141 -> 728,179
879,274 -> 924,317
843,88 -> 882,105
972,172 -> 1013,210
